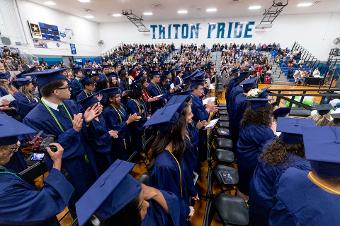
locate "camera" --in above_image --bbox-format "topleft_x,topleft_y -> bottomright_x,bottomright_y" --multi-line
39,135 -> 57,152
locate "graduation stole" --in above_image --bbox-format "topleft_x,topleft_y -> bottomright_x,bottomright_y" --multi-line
0,166 -> 23,181
110,104 -> 124,123
153,83 -> 162,94
131,99 -> 146,117
41,99 -> 73,132
167,151 -> 183,197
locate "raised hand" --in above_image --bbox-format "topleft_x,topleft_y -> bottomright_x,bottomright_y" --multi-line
72,113 -> 83,132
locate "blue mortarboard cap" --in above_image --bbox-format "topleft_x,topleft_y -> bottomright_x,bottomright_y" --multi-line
97,74 -> 108,82
12,77 -> 32,88
102,63 -> 110,68
80,76 -> 94,86
193,71 -> 205,80
258,88 -> 269,98
73,66 -> 82,72
16,67 -> 36,78
247,98 -> 269,110
150,71 -> 160,77
112,62 -> 118,67
303,126 -> 340,178
277,117 -> 315,144
100,87 -> 121,97
76,160 -> 140,226
236,71 -> 250,84
78,95 -> 99,110
273,107 -> 291,119
0,72 -> 10,80
144,103 -> 182,130
0,114 -> 36,145
314,104 -> 333,116
166,94 -> 191,107
240,77 -> 257,91
190,79 -> 205,89
106,72 -> 118,78
26,68 -> 67,88
175,67 -> 182,72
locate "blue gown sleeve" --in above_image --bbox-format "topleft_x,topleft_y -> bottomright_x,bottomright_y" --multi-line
13,92 -> 38,118
0,168 -> 74,225
147,84 -> 158,97
141,190 -> 181,226
87,118 -> 112,154
268,198 -> 297,226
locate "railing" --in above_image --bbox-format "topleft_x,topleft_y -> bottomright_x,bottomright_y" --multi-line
268,87 -> 340,110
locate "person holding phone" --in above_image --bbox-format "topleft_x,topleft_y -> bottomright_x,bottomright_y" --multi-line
0,114 -> 74,226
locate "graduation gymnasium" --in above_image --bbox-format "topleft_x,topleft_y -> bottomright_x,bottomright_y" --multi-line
0,0 -> 340,226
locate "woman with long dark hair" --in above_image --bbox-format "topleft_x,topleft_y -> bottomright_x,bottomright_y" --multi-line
12,77 -> 38,119
249,118 -> 314,226
147,103 -> 195,226
236,98 -> 276,199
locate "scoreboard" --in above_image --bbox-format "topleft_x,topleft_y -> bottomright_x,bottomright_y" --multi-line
38,22 -> 60,41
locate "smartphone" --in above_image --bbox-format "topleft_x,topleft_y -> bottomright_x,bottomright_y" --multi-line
30,153 -> 45,161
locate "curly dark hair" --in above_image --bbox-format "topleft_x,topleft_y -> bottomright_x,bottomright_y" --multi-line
260,137 -> 305,165
241,104 -> 273,127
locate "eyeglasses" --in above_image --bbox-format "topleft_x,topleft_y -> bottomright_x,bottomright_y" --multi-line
57,85 -> 71,90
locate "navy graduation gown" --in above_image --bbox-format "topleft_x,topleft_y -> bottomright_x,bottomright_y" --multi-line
183,123 -> 199,174
76,91 -> 92,103
0,87 -> 8,97
226,78 -> 237,114
0,167 -> 74,226
147,82 -> 165,114
70,79 -> 83,99
236,124 -> 276,195
141,190 -> 180,226
102,105 -> 130,160
4,151 -> 27,173
149,151 -> 190,226
191,94 -> 209,162
249,154 -> 311,226
269,168 -> 340,226
126,99 -> 147,153
231,92 -> 248,148
23,101 -> 95,203
13,92 -> 38,119
84,115 -> 113,175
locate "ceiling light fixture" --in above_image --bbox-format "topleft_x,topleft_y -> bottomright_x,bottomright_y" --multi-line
143,12 -> 153,16
112,13 -> 122,17
44,1 -> 56,6
177,9 -> 188,14
78,0 -> 91,3
84,14 -> 94,19
248,5 -> 262,10
206,8 -> 217,12
297,2 -> 313,7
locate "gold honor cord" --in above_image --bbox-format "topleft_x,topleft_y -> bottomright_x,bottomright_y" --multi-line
111,105 -> 123,123
168,151 -> 183,197
308,172 -> 340,195
41,99 -> 73,132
